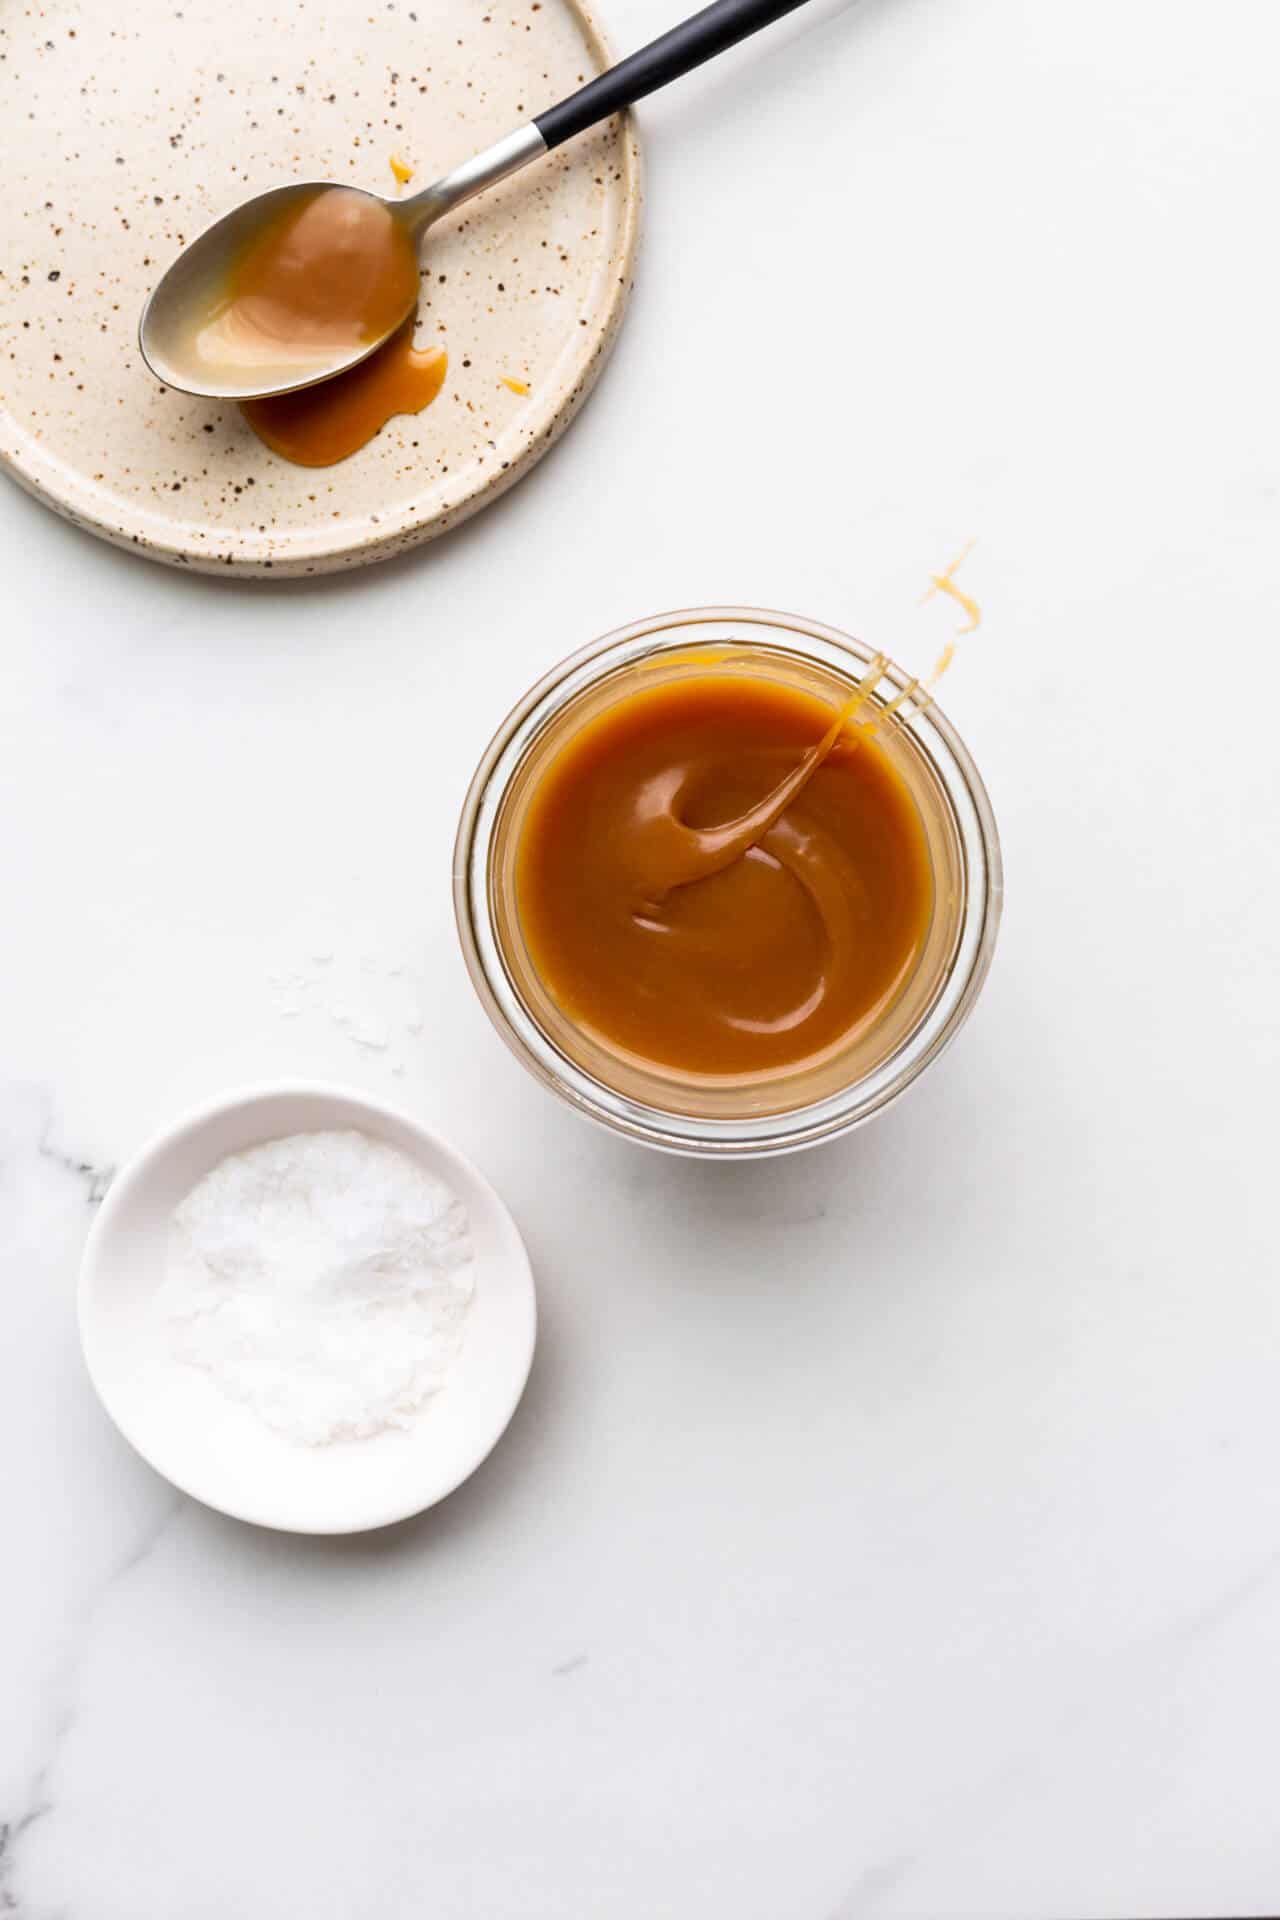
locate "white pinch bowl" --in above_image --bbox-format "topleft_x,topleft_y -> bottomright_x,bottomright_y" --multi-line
78,1084 -> 536,1534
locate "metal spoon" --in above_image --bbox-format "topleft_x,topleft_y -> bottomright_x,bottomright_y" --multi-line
139,0 -> 813,401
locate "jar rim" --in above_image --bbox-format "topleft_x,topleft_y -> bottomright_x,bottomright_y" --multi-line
453,606 -> 1003,1159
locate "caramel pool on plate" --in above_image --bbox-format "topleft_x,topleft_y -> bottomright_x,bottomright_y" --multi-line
241,324 -> 447,467
514,674 -> 933,1080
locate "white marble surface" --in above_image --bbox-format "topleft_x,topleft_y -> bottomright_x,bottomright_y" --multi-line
3,0 -> 1279,1912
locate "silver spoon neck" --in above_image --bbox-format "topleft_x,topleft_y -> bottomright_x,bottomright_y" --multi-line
400,122 -> 548,236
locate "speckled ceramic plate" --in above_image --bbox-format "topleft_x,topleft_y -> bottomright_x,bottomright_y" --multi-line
0,0 -> 640,575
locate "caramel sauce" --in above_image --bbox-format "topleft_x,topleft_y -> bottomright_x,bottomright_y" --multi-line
198,187 -> 419,377
924,540 -> 982,634
242,323 -> 447,467
515,675 -> 933,1079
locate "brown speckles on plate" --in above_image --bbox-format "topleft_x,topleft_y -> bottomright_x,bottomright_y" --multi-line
0,0 -> 641,576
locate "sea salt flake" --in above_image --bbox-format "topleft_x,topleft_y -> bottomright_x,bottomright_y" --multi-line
351,1015 -> 390,1050
156,1130 -> 475,1445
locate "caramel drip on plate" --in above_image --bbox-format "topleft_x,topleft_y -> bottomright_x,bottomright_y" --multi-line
241,325 -> 447,467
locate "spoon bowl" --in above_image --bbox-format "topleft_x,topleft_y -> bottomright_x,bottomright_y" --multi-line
138,181 -> 417,401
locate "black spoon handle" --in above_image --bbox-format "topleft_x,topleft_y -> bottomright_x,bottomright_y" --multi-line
534,0 -> 814,150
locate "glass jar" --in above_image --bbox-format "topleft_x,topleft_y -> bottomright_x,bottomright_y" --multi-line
454,607 -> 1002,1158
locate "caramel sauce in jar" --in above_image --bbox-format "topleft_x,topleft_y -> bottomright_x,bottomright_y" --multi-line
512,673 -> 934,1083
461,624 -> 1001,1148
